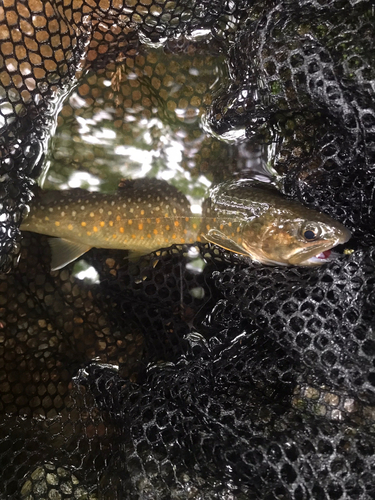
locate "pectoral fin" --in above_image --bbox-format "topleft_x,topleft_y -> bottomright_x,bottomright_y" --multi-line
48,238 -> 91,271
204,229 -> 248,256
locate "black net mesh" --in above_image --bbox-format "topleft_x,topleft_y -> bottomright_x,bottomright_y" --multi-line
0,0 -> 375,498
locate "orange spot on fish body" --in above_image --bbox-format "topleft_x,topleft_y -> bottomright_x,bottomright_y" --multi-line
55,221 -> 60,227
174,221 -> 179,227
206,224 -> 210,231
68,224 -> 73,230
132,234 -> 136,239
87,231 -> 92,236
192,223 -> 197,229
147,218 -> 151,223
153,229 -> 158,235
197,236 -> 201,242
81,221 -> 86,227
156,218 -> 160,224
109,221 -> 114,227
172,234 -> 176,239
89,212 -> 95,217
116,215 -> 121,221
166,225 -> 170,231
138,223 -> 143,230
113,234 -> 117,239
220,224 -> 224,230
128,220 -> 132,225
93,226 -> 98,232
120,227 -> 124,233
185,217 -> 189,222
141,210 -> 145,215
147,234 -> 151,238
100,221 -> 105,227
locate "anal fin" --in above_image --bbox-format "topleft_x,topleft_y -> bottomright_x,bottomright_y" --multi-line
48,238 -> 92,271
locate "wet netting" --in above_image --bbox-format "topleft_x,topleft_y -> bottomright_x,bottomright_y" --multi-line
0,0 -> 375,498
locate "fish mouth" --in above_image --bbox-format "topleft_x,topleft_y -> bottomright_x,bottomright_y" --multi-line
288,246 -> 332,266
289,241 -> 344,266
302,249 -> 333,265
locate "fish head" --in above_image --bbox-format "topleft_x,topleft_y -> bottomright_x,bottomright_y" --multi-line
241,209 -> 352,266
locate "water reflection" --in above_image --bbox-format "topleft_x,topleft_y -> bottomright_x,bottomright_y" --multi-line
47,41 -> 239,198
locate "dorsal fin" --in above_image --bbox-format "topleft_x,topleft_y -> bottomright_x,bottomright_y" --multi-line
118,179 -> 136,190
117,177 -> 182,194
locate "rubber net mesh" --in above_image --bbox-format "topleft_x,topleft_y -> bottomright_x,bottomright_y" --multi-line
0,0 -> 375,498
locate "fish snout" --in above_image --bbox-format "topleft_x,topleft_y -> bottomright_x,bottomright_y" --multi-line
336,225 -> 352,245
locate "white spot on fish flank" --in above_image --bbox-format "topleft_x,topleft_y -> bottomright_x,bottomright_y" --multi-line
81,206 -> 85,210
99,208 -> 103,214
148,203 -> 151,208
48,207 -> 54,212
111,201 -> 115,206
72,210 -> 77,217
108,210 -> 112,215
61,212 -> 65,217
123,203 -> 127,208
129,208 -> 134,213
156,196 -> 160,202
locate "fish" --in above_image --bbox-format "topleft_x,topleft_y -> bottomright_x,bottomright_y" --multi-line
201,179 -> 351,266
20,177 -> 351,270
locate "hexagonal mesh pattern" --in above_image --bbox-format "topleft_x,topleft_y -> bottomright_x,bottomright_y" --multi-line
0,0 -> 374,498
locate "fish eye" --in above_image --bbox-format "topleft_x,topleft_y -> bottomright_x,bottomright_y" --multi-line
302,226 -> 320,241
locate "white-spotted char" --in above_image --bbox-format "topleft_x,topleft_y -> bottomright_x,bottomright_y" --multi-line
20,178 -> 351,270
